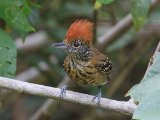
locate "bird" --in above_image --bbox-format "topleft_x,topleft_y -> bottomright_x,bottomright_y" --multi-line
52,19 -> 112,104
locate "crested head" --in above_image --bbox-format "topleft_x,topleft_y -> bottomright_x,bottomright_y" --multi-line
64,19 -> 94,45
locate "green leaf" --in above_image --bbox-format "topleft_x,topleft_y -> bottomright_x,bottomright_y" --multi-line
0,29 -> 17,78
133,90 -> 160,120
22,2 -> 32,15
127,52 -> 160,102
97,0 -> 114,5
94,1 -> 102,10
130,0 -> 151,30
0,0 -> 35,32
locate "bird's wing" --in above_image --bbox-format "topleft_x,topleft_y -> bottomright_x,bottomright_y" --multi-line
95,58 -> 112,75
92,49 -> 112,75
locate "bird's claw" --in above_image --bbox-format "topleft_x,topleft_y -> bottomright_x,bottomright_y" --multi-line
60,85 -> 68,99
92,92 -> 102,105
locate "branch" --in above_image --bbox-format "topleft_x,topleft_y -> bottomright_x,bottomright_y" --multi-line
0,76 -> 137,116
0,61 -> 50,111
97,14 -> 132,50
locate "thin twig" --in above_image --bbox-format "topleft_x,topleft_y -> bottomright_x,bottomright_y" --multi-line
0,76 -> 137,116
93,2 -> 97,44
97,14 -> 132,50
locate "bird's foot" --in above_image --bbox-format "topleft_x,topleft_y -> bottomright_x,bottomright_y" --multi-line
60,85 -> 68,99
92,92 -> 102,105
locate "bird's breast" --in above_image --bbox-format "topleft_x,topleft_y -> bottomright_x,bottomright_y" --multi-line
63,57 -> 107,86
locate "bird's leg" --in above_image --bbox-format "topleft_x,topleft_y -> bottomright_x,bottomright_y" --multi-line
60,84 -> 68,99
60,82 -> 74,99
92,85 -> 102,105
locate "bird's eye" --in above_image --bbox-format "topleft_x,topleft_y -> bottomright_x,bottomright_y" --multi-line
73,42 -> 80,47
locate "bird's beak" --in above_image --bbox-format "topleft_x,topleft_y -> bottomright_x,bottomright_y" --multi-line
52,42 -> 68,49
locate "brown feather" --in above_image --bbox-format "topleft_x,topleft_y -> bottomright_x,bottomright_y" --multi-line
64,19 -> 93,45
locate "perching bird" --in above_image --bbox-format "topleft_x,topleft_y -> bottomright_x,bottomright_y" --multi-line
52,19 -> 112,104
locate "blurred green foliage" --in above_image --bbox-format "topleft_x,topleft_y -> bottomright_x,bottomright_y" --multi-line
94,0 -> 114,9
97,0 -> 114,5
130,0 -> 150,30
0,0 -> 35,33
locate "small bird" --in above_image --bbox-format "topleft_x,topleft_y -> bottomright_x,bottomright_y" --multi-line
52,19 -> 112,104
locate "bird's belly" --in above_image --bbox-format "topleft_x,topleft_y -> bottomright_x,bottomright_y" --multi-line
65,62 -> 107,86
74,73 -> 107,86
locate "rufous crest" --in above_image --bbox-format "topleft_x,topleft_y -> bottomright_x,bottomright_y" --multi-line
64,19 -> 94,45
